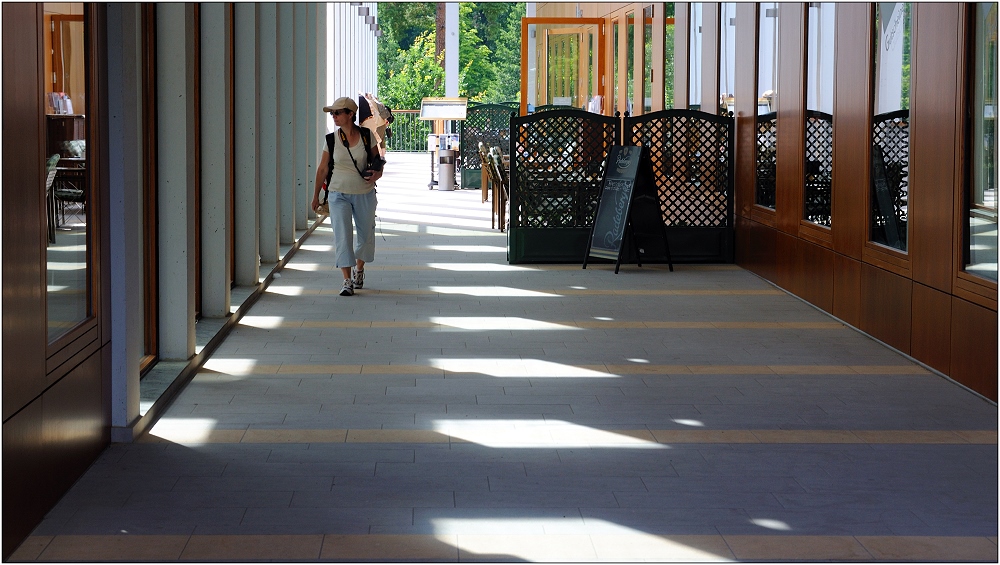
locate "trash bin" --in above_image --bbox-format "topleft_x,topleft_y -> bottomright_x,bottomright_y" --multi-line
438,149 -> 456,191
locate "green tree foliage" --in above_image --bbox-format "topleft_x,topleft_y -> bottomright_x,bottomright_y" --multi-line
377,3 -> 524,109
380,31 -> 445,109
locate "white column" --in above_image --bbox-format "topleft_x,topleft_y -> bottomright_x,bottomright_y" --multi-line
294,3 -> 310,228
258,3 -> 279,263
233,3 -> 260,285
156,3 -> 196,360
445,2 -> 459,98
106,2 -> 142,440
200,2 -> 232,316
277,3 -> 296,243
306,3 -> 318,221
318,3 -> 327,121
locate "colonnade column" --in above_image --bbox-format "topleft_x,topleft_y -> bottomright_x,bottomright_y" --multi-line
199,2 -> 232,317
258,3 -> 280,263
277,3 -> 296,244
305,3 -> 318,221
233,3 -> 260,286
317,4 -> 327,133
156,3 -> 197,360
106,2 -> 143,439
293,3 -> 310,229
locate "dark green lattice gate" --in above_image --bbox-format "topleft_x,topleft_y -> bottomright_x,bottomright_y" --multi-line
459,102 -> 518,189
507,109 -> 734,264
624,109 -> 735,263
508,109 -> 619,262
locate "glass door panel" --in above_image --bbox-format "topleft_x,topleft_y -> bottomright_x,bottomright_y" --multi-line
804,2 -> 836,227
44,3 -> 91,342
870,2 -> 911,251
689,3 -> 704,109
966,3 -> 998,281
522,19 -> 604,114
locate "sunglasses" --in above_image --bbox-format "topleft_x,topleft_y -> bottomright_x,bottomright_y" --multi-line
330,109 -> 351,116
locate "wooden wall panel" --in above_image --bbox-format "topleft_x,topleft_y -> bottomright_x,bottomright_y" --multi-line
831,3 -> 871,259
738,217 -> 777,283
911,282 -> 953,374
775,3 -> 805,235
774,229 -> 796,293
832,253 -> 862,328
1,3 -> 47,421
41,352 -> 108,491
2,401 -> 44,559
860,263 -> 913,354
950,298 -> 998,401
794,238 -> 835,312
908,3 -> 960,293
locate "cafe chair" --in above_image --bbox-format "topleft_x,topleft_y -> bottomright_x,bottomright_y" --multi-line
44,154 -> 60,244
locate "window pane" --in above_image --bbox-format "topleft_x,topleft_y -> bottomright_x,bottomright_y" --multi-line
45,3 -> 90,341
627,12 -> 635,115
870,2 -> 911,252
719,3 -> 736,116
664,3 -> 675,108
688,3 -> 703,109
644,5 -> 653,114
967,3 -> 998,281
755,3 -> 779,209
613,20 -> 619,113
804,2 -> 835,227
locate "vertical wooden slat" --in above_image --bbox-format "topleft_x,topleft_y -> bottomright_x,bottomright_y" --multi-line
831,3 -> 872,260
674,2 -> 689,109
1,1 -> 46,421
775,2 -> 805,235
909,3 -> 960,292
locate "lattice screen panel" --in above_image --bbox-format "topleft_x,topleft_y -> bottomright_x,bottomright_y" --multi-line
755,113 -> 777,209
804,111 -> 833,227
626,109 -> 733,228
461,104 -> 516,171
510,110 -> 618,228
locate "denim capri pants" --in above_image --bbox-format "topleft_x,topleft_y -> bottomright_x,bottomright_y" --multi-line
329,190 -> 377,268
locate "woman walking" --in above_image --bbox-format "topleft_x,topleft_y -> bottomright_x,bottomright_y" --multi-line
311,97 -> 384,296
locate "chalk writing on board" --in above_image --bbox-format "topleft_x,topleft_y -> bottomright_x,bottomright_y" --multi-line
602,178 -> 633,248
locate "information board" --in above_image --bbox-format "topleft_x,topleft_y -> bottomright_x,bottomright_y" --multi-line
419,97 -> 469,121
584,145 -> 672,273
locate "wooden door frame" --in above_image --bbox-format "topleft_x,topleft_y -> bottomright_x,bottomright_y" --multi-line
521,17 -> 605,116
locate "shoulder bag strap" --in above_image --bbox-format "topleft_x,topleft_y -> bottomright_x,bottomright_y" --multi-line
338,128 -> 369,179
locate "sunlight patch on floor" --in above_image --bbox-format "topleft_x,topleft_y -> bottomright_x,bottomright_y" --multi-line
202,358 -> 259,376
239,315 -> 287,329
429,358 -> 613,378
428,245 -> 507,253
432,420 -> 665,449
426,263 -> 539,272
430,317 -> 580,331
266,285 -> 305,296
428,286 -> 561,297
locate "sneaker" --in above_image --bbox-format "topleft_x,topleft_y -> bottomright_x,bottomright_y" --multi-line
339,279 -> 354,296
352,266 -> 365,289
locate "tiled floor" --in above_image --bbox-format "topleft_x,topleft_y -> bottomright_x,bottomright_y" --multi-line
12,153 -> 998,562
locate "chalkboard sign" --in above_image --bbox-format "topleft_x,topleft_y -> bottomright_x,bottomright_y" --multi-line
584,146 -> 672,273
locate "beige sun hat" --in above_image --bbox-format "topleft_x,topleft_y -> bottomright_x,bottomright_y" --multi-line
323,97 -> 358,113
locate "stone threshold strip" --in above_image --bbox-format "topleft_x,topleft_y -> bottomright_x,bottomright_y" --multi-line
202,360 -> 932,376
245,319 -> 844,329
13,533 -> 1000,562
139,426 -> 997,445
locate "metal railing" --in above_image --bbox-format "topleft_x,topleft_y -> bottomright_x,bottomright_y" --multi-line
385,109 -> 432,152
